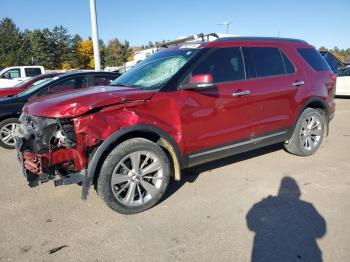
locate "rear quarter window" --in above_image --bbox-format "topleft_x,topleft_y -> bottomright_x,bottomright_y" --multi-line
297,48 -> 330,71
25,68 -> 42,77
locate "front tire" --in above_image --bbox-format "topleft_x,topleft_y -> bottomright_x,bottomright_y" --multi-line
284,108 -> 325,156
97,138 -> 170,214
0,118 -> 19,150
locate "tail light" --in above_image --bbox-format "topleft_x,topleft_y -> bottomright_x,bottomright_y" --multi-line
327,73 -> 337,100
331,73 -> 337,86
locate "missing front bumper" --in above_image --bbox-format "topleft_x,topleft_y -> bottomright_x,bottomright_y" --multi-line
16,150 -> 52,187
16,137 -> 87,187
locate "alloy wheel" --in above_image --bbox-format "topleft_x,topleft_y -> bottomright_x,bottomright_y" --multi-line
110,151 -> 164,206
0,123 -> 18,147
300,115 -> 322,151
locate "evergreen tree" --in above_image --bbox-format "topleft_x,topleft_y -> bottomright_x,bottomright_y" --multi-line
0,17 -> 22,68
105,38 -> 132,67
51,26 -> 71,69
65,34 -> 82,69
18,29 -> 32,65
29,29 -> 54,68
99,39 -> 106,68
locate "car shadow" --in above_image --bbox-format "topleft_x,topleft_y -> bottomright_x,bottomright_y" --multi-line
246,177 -> 326,262
161,143 -> 283,202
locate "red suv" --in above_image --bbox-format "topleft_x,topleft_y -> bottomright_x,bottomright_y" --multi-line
15,37 -> 336,214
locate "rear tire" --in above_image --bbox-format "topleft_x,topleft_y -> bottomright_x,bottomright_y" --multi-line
97,138 -> 170,214
0,118 -> 19,150
284,108 -> 325,156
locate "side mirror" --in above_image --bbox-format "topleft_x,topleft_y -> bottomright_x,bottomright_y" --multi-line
180,74 -> 215,90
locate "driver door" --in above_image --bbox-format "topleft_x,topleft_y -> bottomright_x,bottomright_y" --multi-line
178,47 -> 254,163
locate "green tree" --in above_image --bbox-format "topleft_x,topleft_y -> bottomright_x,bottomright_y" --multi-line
29,29 -> 54,68
18,29 -> 32,65
318,46 -> 350,63
65,34 -> 82,69
51,26 -> 71,69
99,39 -> 106,68
105,38 -> 132,67
0,17 -> 22,68
318,46 -> 328,52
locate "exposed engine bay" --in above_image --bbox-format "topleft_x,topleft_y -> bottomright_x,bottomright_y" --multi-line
15,113 -> 87,187
16,113 -> 76,152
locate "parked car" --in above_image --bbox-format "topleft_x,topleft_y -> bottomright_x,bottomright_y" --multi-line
0,66 -> 45,88
320,51 -> 343,74
335,67 -> 350,96
0,73 -> 60,98
15,37 -> 336,214
0,71 -> 120,149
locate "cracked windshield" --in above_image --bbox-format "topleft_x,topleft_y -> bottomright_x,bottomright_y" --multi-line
111,49 -> 199,90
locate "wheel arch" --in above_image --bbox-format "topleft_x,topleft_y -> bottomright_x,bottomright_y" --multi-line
296,97 -> 329,136
82,125 -> 183,200
0,114 -> 19,123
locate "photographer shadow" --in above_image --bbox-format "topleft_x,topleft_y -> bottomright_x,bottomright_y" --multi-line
246,177 -> 326,262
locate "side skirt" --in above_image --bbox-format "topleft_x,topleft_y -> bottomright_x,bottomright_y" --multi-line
184,128 -> 292,168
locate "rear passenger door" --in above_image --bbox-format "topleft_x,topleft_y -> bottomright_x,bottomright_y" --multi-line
242,46 -> 309,137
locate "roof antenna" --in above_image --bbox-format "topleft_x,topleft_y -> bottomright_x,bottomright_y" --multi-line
218,21 -> 233,33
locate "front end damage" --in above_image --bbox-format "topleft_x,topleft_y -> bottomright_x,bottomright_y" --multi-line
15,113 -> 90,188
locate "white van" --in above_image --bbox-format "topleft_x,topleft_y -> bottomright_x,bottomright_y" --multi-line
336,67 -> 350,96
0,66 -> 45,88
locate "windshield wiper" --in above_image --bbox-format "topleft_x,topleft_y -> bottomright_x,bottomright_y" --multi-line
109,83 -> 141,88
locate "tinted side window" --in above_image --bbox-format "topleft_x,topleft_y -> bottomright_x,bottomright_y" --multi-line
243,47 -> 285,78
280,51 -> 295,74
91,76 -> 107,86
48,76 -> 88,94
338,68 -> 350,77
90,75 -> 119,86
4,68 -> 20,79
106,75 -> 118,84
191,47 -> 245,82
25,68 -> 42,77
297,48 -> 330,71
321,52 -> 340,73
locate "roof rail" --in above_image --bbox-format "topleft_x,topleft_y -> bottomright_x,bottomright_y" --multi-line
215,36 -> 307,44
157,33 -> 220,48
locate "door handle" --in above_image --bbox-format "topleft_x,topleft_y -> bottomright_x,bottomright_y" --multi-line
292,80 -> 305,86
233,90 -> 250,97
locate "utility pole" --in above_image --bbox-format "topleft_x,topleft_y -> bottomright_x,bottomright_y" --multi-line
89,0 -> 101,71
218,21 -> 233,34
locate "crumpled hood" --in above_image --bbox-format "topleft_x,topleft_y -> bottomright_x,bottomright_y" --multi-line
24,85 -> 155,118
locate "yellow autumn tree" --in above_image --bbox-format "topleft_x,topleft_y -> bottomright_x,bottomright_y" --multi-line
77,40 -> 94,69
61,61 -> 72,70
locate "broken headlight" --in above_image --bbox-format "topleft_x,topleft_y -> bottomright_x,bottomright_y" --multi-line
53,120 -> 76,148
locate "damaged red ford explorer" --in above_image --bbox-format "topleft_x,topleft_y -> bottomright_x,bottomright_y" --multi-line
15,36 -> 336,214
